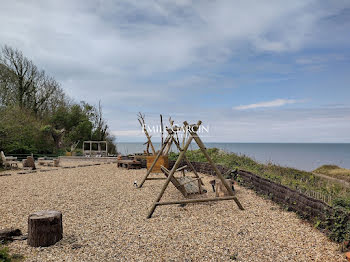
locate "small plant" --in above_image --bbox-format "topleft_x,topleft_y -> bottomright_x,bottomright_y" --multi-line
0,245 -> 11,262
0,245 -> 24,262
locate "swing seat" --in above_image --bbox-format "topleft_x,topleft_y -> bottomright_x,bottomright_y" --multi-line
161,166 -> 205,197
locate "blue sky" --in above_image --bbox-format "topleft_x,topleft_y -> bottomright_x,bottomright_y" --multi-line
1,0 -> 350,142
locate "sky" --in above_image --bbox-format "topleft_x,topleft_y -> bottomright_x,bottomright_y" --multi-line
0,0 -> 350,143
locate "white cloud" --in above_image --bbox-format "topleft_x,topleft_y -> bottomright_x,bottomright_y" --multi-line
234,99 -> 300,110
0,1 -> 349,142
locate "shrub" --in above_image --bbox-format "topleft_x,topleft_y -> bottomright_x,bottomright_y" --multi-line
0,246 -> 11,262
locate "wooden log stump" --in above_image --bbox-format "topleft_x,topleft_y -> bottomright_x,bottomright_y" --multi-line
23,156 -> 36,169
27,210 -> 63,247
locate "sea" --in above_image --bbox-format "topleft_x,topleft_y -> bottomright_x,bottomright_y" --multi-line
115,142 -> 350,172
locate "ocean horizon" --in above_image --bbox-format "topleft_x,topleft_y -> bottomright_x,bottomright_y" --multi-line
115,142 -> 350,172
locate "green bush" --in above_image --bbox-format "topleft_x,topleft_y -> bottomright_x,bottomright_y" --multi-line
0,246 -> 11,262
0,245 -> 24,262
172,148 -> 350,243
171,148 -> 350,206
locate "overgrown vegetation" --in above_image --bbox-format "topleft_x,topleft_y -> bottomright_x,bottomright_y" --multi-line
170,148 -> 350,242
0,45 -> 116,155
324,199 -> 350,243
314,165 -> 350,183
169,148 -> 350,208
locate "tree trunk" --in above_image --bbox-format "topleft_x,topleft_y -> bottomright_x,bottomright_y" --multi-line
27,210 -> 63,247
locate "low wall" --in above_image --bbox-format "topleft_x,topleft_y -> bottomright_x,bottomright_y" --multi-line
169,160 -> 332,220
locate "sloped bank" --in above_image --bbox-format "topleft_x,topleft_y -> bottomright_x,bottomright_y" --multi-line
168,160 -> 350,244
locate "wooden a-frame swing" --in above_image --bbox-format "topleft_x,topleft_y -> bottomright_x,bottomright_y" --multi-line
145,121 -> 244,218
138,123 -> 201,188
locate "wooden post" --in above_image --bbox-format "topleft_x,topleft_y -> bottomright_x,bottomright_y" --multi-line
187,127 -> 244,210
138,113 -> 156,155
147,136 -> 193,218
172,138 -> 200,179
163,137 -> 173,155
138,135 -> 172,188
27,210 -> 63,247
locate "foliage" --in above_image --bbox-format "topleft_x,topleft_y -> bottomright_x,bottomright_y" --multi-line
314,165 -> 350,183
0,245 -> 23,262
169,148 -> 350,206
0,106 -> 51,154
0,246 -> 11,262
325,206 -> 350,243
0,45 -> 116,155
170,148 -> 350,242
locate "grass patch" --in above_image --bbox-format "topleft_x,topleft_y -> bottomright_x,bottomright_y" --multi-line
314,165 -> 350,183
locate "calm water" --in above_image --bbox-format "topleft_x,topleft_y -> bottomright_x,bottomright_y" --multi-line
116,142 -> 350,171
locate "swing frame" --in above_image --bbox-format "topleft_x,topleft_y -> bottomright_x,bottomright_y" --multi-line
143,121 -> 244,218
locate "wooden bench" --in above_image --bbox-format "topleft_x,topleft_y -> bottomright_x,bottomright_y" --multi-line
160,166 -> 205,197
117,159 -> 141,169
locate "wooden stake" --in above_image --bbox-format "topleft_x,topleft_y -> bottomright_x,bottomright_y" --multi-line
163,137 -> 173,156
138,112 -> 156,155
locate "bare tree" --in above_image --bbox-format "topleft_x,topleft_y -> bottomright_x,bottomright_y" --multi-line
0,63 -> 17,106
93,101 -> 108,141
0,45 -> 38,108
0,45 -> 66,116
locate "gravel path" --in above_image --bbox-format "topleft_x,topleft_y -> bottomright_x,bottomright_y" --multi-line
1,161 -> 345,261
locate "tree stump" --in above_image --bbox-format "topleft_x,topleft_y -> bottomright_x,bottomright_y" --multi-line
23,156 -> 36,169
27,210 -> 63,247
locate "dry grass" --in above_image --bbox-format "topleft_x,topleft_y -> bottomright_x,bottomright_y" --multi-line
314,165 -> 350,183
0,160 -> 345,261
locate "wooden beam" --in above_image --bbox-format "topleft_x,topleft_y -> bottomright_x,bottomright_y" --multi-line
172,138 -> 200,179
163,137 -> 173,155
156,196 -> 237,206
147,135 -> 193,218
138,135 -> 172,188
188,129 -> 244,210
138,113 -> 156,155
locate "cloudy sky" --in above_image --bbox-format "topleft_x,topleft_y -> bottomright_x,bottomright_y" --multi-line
1,0 -> 350,142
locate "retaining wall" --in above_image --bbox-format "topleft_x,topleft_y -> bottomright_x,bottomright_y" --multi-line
169,160 -> 332,220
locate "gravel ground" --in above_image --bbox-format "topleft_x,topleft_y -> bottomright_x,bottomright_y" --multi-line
0,160 -> 345,261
